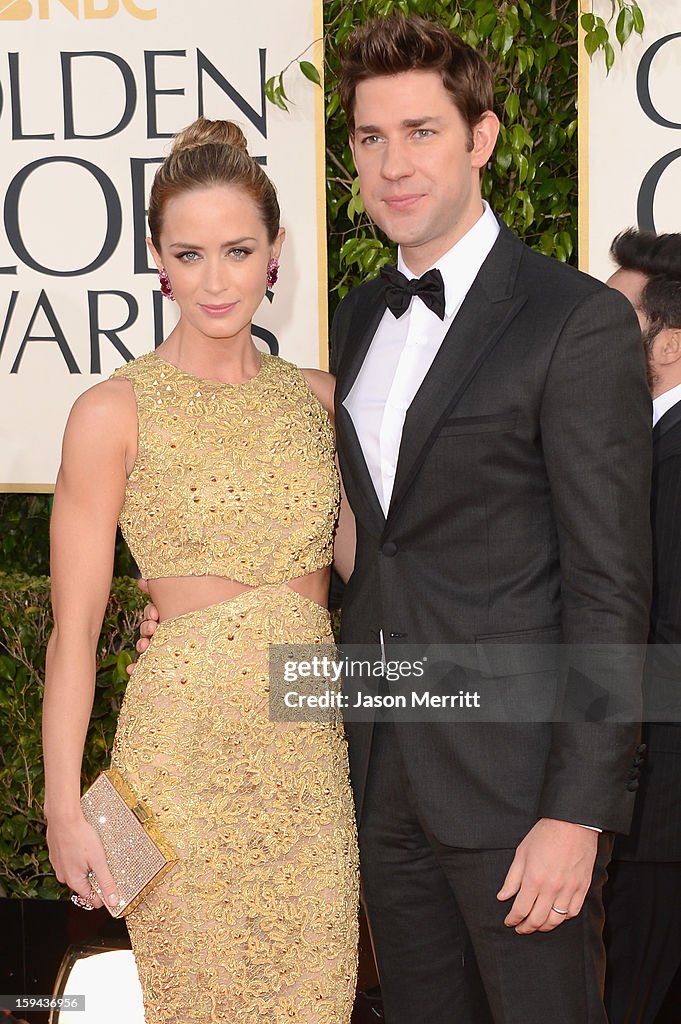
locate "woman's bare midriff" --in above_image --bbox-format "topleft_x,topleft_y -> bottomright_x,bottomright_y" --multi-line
148,566 -> 331,622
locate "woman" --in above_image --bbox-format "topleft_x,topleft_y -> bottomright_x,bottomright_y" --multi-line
42,117 -> 359,1024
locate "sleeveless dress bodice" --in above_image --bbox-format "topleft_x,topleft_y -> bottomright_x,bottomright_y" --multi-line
111,351 -> 339,584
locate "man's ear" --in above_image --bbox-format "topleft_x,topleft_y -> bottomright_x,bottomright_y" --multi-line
471,110 -> 500,170
657,328 -> 681,366
146,237 -> 162,271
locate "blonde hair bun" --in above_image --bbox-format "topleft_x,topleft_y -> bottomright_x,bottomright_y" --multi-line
171,117 -> 249,156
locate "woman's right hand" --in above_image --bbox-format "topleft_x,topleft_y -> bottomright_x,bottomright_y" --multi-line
46,812 -> 121,911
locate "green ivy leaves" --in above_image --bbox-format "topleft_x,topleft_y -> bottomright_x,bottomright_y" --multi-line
581,1 -> 645,74
300,59 -> 321,86
264,47 -> 323,111
264,73 -> 289,112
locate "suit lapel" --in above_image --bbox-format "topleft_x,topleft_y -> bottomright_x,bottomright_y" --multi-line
335,286 -> 386,404
335,285 -> 388,530
387,225 -> 527,522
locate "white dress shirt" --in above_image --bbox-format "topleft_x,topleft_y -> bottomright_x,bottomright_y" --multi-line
343,201 -> 500,515
653,382 -> 681,427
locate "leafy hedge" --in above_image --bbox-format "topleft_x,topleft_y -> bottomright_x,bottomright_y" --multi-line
0,574 -> 144,898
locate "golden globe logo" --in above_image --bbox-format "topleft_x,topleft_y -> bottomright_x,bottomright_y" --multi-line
0,0 -> 156,18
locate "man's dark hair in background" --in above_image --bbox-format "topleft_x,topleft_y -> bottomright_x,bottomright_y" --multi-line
611,228 -> 681,352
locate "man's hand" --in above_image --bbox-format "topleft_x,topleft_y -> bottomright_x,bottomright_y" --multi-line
496,817 -> 598,934
126,579 -> 159,675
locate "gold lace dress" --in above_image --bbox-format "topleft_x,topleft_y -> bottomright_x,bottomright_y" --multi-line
108,351 -> 359,1024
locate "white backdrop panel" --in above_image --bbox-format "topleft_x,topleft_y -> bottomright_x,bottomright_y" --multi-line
582,2 -> 681,281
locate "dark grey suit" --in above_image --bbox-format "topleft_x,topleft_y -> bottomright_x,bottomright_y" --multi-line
331,224 -> 652,1023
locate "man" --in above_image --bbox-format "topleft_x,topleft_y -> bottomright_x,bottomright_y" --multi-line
138,15 -> 652,1023
605,229 -> 681,1024
330,14 -> 651,1024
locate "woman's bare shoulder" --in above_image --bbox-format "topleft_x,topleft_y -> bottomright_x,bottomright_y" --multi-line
300,367 -> 335,418
66,377 -> 136,430
60,378 -> 137,475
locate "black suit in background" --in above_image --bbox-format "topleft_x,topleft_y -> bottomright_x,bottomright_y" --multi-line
605,403 -> 681,1024
332,224 -> 652,1024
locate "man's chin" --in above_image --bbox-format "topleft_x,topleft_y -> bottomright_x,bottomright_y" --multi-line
368,202 -> 428,239
374,220 -> 430,250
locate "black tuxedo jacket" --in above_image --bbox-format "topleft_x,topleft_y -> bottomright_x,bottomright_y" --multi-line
332,224 -> 652,849
615,403 -> 681,861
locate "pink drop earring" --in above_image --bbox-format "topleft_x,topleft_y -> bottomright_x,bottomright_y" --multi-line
267,258 -> 279,289
159,266 -> 175,301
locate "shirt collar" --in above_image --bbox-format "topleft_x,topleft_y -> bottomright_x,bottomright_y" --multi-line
653,381 -> 681,427
397,201 -> 501,319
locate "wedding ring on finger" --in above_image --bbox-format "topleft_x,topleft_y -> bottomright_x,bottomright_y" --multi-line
551,905 -> 569,916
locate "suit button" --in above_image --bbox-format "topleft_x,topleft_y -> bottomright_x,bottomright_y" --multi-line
626,780 -> 640,792
627,768 -> 640,779
636,743 -> 647,754
382,541 -> 398,557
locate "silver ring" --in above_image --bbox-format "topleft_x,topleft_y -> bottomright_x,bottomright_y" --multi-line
71,893 -> 95,911
551,905 -> 569,916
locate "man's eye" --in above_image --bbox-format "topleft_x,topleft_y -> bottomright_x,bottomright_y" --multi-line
360,135 -> 382,145
414,129 -> 434,138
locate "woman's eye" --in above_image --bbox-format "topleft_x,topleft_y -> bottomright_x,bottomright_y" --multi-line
229,248 -> 251,259
178,251 -> 200,263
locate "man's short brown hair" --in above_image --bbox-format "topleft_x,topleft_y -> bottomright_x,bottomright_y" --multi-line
338,13 -> 495,141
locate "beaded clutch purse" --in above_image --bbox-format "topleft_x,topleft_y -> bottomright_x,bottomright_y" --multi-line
80,767 -> 178,918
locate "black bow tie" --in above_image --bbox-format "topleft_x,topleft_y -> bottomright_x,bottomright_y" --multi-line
380,265 -> 446,321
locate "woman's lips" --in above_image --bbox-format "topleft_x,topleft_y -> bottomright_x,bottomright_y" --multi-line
199,303 -> 238,316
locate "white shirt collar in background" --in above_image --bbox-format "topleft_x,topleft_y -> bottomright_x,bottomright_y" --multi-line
653,381 -> 681,427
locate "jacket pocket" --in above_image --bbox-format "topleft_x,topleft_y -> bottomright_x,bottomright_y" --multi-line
437,413 -> 517,437
475,626 -> 560,677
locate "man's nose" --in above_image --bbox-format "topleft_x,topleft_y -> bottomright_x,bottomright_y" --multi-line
381,140 -> 414,180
